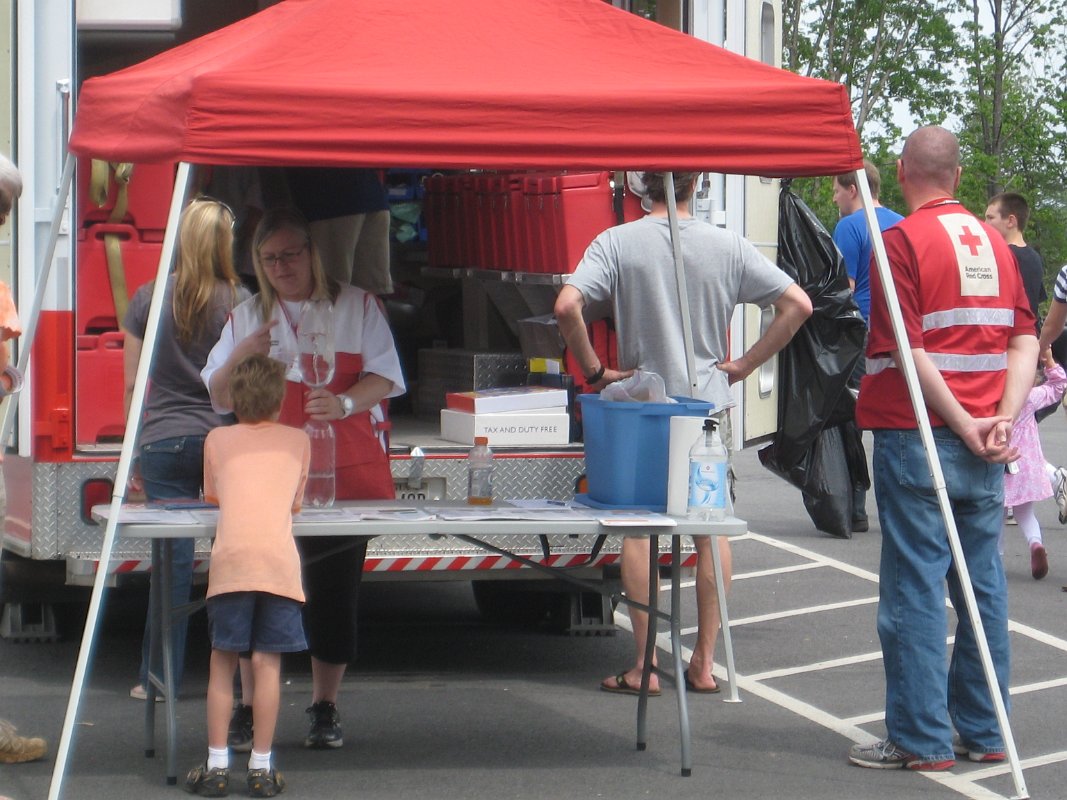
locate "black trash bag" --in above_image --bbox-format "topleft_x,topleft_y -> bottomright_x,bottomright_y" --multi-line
759,182 -> 868,534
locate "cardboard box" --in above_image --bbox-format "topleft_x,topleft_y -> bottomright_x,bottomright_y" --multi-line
445,385 -> 569,414
440,407 -> 570,445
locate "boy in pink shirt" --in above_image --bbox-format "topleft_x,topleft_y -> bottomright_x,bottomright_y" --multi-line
186,354 -> 310,797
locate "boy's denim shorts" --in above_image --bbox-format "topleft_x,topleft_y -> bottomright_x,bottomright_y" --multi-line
207,591 -> 307,654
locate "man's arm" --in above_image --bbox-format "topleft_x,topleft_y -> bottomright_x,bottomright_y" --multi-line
901,333 -> 1037,462
717,283 -> 812,384
1038,299 -> 1067,351
997,333 -> 1041,422
553,284 -> 631,390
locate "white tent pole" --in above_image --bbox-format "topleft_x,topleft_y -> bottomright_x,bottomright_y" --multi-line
664,172 -> 698,393
0,153 -> 75,451
857,169 -> 1027,799
48,162 -> 194,800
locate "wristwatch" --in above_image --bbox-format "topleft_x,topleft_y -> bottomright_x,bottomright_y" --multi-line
337,393 -> 355,419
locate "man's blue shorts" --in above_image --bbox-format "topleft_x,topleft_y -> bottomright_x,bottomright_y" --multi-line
207,591 -> 307,654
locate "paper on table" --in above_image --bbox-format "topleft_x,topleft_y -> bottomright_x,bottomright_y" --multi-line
428,506 -> 593,521
293,508 -> 352,521
112,506 -> 201,525
595,512 -> 677,527
352,508 -> 435,521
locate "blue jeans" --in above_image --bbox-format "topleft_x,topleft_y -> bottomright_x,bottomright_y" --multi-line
137,435 -> 205,695
873,428 -> 1010,761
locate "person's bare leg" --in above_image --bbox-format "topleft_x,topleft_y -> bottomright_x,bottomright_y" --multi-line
602,537 -> 659,693
249,651 -> 281,755
207,650 -> 239,750
238,655 -> 254,705
311,658 -> 346,704
686,535 -> 732,690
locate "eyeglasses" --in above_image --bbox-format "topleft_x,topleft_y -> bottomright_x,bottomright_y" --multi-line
259,244 -> 307,268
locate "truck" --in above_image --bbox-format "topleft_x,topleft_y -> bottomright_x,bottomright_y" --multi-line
0,0 -> 787,640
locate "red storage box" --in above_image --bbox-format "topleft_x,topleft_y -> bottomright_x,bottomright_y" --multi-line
75,331 -> 127,444
457,175 -> 478,267
472,175 -> 497,269
522,174 -> 555,273
76,159 -> 176,237
76,224 -> 164,334
506,174 -> 529,271
488,176 -> 512,270
542,172 -> 616,274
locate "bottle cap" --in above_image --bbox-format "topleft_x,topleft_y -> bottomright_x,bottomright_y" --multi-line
703,418 -> 717,431
474,436 -> 489,445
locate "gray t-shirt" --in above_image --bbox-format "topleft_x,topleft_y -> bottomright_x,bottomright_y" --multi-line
123,277 -> 250,445
566,216 -> 793,411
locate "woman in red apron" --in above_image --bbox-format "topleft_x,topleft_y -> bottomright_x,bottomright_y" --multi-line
203,207 -> 405,751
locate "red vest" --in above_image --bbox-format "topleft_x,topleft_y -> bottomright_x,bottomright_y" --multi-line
856,201 -> 1034,429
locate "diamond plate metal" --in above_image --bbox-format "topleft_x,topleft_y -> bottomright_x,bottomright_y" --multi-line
22,453 -> 693,583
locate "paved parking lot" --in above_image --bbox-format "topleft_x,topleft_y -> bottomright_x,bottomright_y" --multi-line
4,425 -> 1067,799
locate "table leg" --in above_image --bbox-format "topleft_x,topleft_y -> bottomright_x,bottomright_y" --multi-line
144,539 -> 160,759
159,538 -> 178,784
671,534 -> 692,776
711,535 -> 741,703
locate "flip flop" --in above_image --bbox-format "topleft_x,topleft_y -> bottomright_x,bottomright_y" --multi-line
684,668 -> 721,694
600,672 -> 661,696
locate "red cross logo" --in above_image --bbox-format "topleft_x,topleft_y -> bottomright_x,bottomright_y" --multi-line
957,225 -> 984,256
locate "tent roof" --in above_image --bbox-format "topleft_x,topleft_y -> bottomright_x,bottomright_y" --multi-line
68,0 -> 862,177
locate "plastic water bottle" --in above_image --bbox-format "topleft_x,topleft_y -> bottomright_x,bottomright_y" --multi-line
467,436 -> 494,505
303,421 -> 336,508
687,418 -> 729,521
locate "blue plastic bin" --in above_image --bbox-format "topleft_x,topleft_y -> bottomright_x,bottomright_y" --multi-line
578,394 -> 714,509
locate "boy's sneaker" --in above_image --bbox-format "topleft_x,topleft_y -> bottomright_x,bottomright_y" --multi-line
247,766 -> 286,797
305,700 -> 343,749
227,703 -> 254,752
848,739 -> 955,771
1031,542 -> 1049,580
183,762 -> 229,797
1054,467 -> 1067,524
952,734 -> 1006,763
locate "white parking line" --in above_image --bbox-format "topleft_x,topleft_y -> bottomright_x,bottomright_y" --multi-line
617,530 -> 1067,800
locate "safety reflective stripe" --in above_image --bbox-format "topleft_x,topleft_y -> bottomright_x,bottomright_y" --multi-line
922,308 -> 1015,331
867,352 -> 1008,375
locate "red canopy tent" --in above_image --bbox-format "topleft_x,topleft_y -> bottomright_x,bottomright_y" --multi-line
69,0 -> 861,176
49,1 -> 879,796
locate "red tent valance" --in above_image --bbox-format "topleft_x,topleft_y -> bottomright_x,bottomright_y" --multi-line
69,0 -> 862,176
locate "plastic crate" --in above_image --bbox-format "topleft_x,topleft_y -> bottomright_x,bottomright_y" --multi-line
76,331 -> 127,444
76,224 -> 164,334
76,159 -> 175,236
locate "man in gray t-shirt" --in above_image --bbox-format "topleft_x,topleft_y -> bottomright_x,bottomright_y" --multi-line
555,172 -> 811,695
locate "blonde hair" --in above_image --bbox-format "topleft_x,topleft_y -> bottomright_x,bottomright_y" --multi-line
229,353 -> 286,422
173,197 -> 241,346
250,207 -> 339,323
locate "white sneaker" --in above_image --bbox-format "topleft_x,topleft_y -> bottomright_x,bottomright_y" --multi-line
129,684 -> 164,702
1054,467 -> 1067,525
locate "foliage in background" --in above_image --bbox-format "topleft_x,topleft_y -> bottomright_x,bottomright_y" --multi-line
783,0 -> 1066,280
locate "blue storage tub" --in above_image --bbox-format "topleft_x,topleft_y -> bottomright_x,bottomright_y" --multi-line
578,394 -> 714,509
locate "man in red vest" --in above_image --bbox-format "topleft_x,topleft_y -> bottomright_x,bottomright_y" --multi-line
850,126 -> 1037,771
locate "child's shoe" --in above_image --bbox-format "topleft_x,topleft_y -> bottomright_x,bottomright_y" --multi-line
247,766 -> 286,797
184,762 -> 229,796
1031,542 -> 1049,580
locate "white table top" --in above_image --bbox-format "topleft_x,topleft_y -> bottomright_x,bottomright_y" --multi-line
92,500 -> 748,539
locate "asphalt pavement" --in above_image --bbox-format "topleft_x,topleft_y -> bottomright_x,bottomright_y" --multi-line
4,419 -> 1067,800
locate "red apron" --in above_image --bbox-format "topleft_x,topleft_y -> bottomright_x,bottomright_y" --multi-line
279,351 -> 394,500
